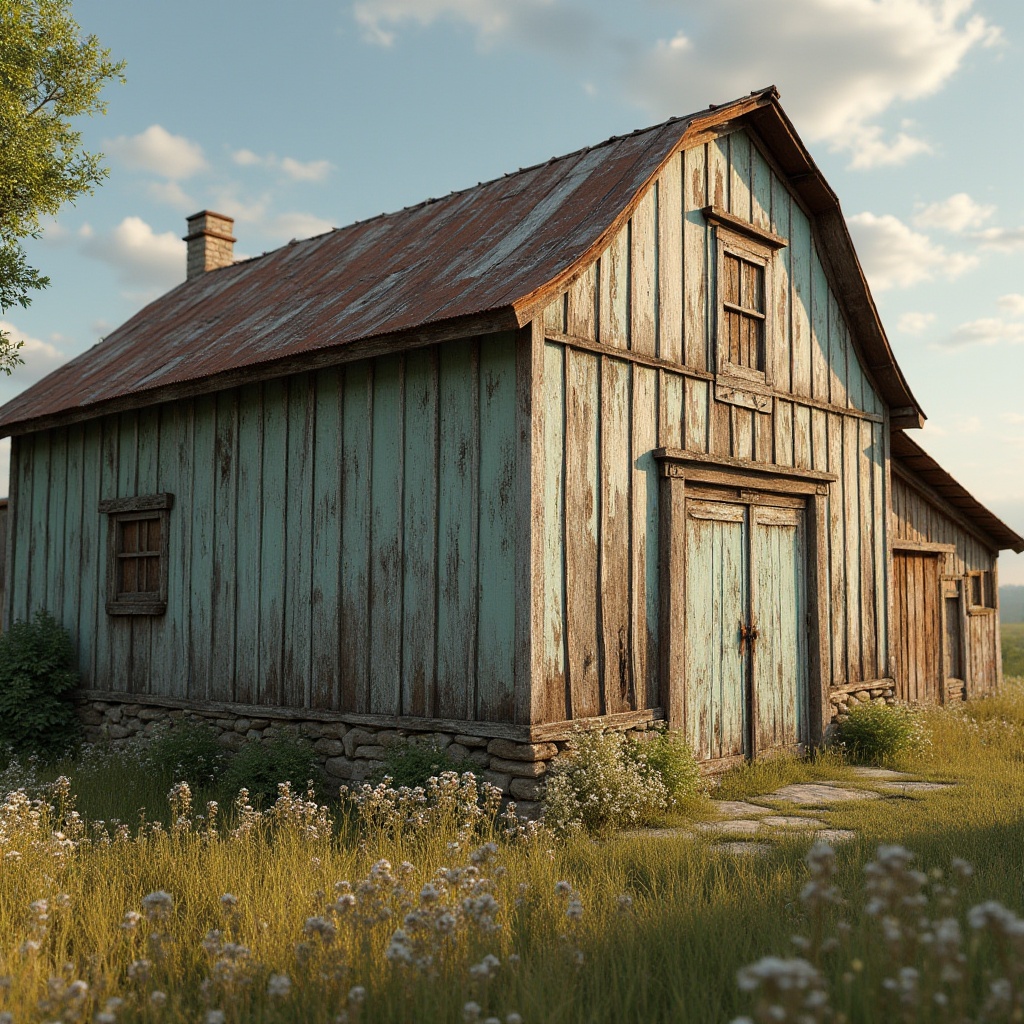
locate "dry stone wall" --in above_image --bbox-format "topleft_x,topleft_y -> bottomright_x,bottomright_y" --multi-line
77,700 -> 664,819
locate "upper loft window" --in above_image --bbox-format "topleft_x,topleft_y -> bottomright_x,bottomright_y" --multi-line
703,205 -> 787,390
722,250 -> 766,374
98,493 -> 174,616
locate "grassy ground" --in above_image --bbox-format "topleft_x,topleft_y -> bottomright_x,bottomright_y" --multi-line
1003,621 -> 1024,676
3,685 -> 1024,1023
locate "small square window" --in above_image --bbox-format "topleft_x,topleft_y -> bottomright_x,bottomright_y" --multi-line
967,570 -> 995,613
99,494 -> 173,615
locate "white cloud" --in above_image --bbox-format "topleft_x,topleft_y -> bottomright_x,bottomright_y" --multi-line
269,212 -> 334,240
943,317 -> 1024,347
232,148 -> 263,167
231,149 -> 333,183
843,125 -> 931,170
1002,412 -> 1024,425
998,294 -> 1024,317
147,180 -> 195,209
975,226 -> 1024,252
354,0 -> 1000,170
897,311 -> 936,335
846,212 -> 976,291
625,0 -> 999,169
105,125 -> 207,180
83,216 -> 186,290
0,321 -> 67,387
280,157 -> 333,183
354,0 -> 546,46
913,192 -> 995,232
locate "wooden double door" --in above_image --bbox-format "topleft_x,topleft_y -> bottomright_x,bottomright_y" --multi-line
683,495 -> 809,765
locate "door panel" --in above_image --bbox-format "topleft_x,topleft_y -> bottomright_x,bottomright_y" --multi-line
893,552 -> 941,702
684,500 -> 749,761
941,577 -> 964,701
751,507 -> 807,753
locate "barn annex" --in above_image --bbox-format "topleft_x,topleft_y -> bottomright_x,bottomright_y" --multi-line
1,87 -> 1021,799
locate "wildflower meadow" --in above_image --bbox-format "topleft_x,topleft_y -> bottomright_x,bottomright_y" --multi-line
1,681 -> 1024,1023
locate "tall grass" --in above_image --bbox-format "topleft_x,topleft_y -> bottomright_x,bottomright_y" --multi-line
1,682 -> 1024,1023
1002,622 -> 1024,676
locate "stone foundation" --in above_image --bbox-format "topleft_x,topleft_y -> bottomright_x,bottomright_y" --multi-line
78,698 -> 659,819
826,681 -> 897,736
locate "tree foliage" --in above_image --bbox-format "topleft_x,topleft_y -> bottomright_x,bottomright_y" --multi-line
0,0 -> 124,370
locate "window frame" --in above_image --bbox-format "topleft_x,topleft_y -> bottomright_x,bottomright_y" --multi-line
966,569 -> 995,615
98,493 -> 174,616
703,205 -> 787,393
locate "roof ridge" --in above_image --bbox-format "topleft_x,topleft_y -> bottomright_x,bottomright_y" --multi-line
229,88 -> 777,268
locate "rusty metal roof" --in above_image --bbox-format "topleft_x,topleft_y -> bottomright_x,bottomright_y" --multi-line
891,431 -> 1024,553
0,86 -> 924,434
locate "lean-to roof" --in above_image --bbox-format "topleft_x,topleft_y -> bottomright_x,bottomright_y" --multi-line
891,430 -> 1024,553
0,86 -> 923,435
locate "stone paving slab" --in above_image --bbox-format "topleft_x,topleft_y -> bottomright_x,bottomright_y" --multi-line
877,781 -> 955,793
713,800 -> 774,818
814,828 -> 858,844
848,767 -> 916,780
757,783 -> 883,806
761,815 -> 825,829
696,818 -> 763,837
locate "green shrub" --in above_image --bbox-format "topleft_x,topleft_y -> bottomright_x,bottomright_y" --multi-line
219,732 -> 321,806
833,700 -> 924,764
542,729 -> 669,837
0,610 -> 80,757
147,720 -> 229,791
371,740 -> 480,789
635,728 -> 708,804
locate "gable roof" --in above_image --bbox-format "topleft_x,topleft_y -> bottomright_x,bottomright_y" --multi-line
891,430 -> 1024,553
0,86 -> 923,436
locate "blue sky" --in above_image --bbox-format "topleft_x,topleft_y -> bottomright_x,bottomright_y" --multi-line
4,0 -> 1024,582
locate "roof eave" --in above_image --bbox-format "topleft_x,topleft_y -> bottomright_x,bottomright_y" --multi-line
892,430 -> 1024,553
0,305 -> 521,439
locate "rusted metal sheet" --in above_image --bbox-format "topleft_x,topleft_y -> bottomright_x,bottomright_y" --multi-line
0,86 -> 928,436
0,118 -> 697,433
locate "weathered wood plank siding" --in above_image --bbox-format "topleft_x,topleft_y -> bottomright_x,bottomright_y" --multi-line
8,335 -> 520,722
891,469 -> 1000,693
538,128 -> 889,721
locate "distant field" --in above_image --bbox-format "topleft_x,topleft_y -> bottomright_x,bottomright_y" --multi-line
1004,622 -> 1024,676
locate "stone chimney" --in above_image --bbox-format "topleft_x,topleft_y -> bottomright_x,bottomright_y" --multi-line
183,211 -> 236,279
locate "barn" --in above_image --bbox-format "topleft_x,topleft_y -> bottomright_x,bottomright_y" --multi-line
1,86 -> 1020,799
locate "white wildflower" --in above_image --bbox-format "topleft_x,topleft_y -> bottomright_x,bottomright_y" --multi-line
304,916 -> 337,942
267,973 -> 292,998
120,910 -> 143,931
142,891 -> 174,922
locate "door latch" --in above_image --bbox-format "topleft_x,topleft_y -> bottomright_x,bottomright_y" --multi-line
739,623 -> 760,653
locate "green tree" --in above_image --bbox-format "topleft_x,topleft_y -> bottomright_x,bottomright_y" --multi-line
0,0 -> 124,371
